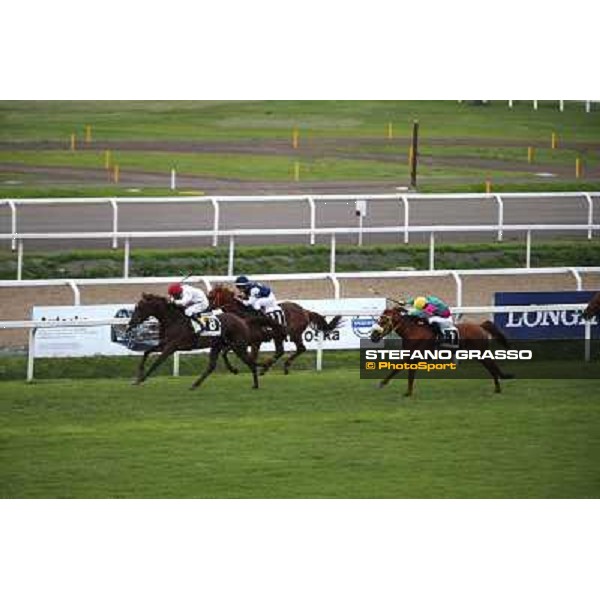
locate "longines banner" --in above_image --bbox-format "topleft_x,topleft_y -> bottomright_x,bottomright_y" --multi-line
493,291 -> 600,340
32,298 -> 386,358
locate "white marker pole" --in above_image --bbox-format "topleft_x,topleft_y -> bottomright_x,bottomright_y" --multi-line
171,168 -> 176,190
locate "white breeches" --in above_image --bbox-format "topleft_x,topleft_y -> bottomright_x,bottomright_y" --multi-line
428,316 -> 454,330
247,293 -> 278,313
184,301 -> 209,317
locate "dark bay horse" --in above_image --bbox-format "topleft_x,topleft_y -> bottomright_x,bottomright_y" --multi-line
582,291 -> 600,320
370,306 -> 514,396
208,285 -> 342,374
126,293 -> 259,389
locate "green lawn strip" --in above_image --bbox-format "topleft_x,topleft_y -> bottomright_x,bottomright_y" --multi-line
2,100 -> 599,142
0,372 -> 598,498
1,240 -> 598,280
1,149 -> 540,182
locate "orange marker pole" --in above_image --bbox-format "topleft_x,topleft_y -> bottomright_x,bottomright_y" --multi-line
104,150 -> 111,169
576,158 -> 582,178
485,180 -> 492,194
551,132 -> 558,150
408,145 -> 413,167
113,164 -> 120,184
294,161 -> 300,182
292,127 -> 299,149
70,133 -> 76,151
527,146 -> 534,163
387,122 -> 393,140
85,125 -> 92,143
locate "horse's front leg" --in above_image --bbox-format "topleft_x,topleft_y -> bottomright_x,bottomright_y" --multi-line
404,369 -> 417,397
133,343 -> 164,385
282,336 -> 306,375
261,336 -> 285,375
190,345 -> 221,390
137,343 -> 176,383
378,369 -> 399,389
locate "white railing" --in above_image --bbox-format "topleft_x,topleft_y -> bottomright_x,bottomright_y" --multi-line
1,191 -> 597,260
0,303 -> 596,381
2,222 -> 599,280
1,266 -> 599,306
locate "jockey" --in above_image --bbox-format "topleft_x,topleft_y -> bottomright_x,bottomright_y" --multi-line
407,294 -> 457,344
234,275 -> 278,313
167,282 -> 211,324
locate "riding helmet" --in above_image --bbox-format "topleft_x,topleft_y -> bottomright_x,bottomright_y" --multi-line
168,283 -> 183,296
235,275 -> 250,287
413,296 -> 428,310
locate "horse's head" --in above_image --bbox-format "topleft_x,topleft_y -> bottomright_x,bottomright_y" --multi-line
126,293 -> 169,332
582,291 -> 600,321
370,307 -> 405,342
208,285 -> 237,309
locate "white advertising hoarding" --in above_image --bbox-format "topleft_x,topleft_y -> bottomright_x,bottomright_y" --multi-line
31,298 -> 386,358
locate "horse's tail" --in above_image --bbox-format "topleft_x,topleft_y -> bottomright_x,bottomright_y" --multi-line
480,320 -> 510,349
308,311 -> 343,333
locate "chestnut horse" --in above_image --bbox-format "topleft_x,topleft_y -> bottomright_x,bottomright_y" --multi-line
582,291 -> 600,320
370,306 -> 514,396
208,285 -> 342,374
126,293 -> 259,389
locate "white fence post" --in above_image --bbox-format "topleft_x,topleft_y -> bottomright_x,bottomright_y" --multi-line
495,194 -> 504,241
526,230 -> 532,268
586,101 -> 591,113
110,199 -> 119,249
228,236 -> 235,277
173,352 -> 180,376
584,193 -> 593,239
508,100 -> 513,109
8,200 -> 17,251
27,328 -> 36,382
123,238 -> 130,278
330,234 -> 336,273
171,169 -> 176,191
316,334 -> 323,371
559,100 -> 564,112
17,240 -> 23,280
307,196 -> 316,245
401,195 -> 409,244
211,198 -> 220,247
533,100 -> 538,110
429,232 -> 435,270
584,320 -> 591,362
68,281 -> 81,305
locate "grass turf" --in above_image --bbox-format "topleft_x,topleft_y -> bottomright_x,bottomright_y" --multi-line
1,368 -> 599,498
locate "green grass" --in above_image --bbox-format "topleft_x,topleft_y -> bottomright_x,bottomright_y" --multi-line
2,240 -> 599,280
1,369 -> 599,498
0,149 -> 541,182
2,100 -> 599,142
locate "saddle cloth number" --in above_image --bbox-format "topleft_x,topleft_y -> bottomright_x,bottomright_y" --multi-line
196,315 -> 222,337
443,327 -> 459,346
267,309 -> 286,327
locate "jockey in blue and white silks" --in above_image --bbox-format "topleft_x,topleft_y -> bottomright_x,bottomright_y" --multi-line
234,275 -> 280,315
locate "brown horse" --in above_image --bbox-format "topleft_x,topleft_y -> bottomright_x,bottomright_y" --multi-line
126,293 -> 259,389
582,291 -> 600,320
208,285 -> 342,374
370,306 -> 514,396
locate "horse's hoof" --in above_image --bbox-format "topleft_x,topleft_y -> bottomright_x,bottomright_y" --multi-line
131,379 -> 142,386
377,381 -> 386,389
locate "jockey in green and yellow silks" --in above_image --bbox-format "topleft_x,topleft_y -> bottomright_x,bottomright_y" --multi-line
406,295 -> 458,345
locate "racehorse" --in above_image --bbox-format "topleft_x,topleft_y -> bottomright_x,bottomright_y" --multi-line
126,293 -> 259,389
582,291 -> 600,320
208,285 -> 343,374
370,304 -> 514,396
